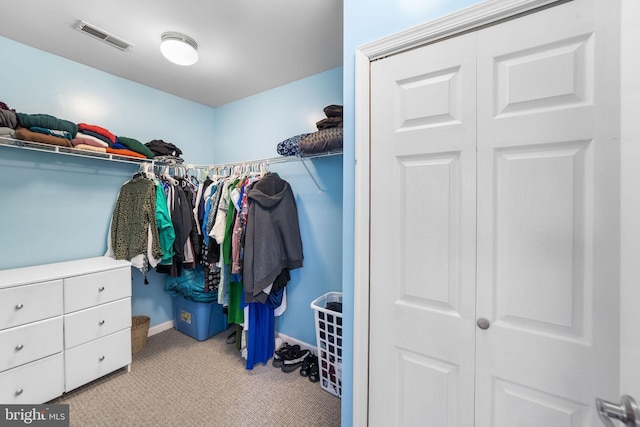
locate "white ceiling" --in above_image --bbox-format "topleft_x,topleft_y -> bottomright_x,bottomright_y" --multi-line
0,0 -> 343,108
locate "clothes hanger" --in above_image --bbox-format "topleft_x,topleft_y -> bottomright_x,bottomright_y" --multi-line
161,165 -> 178,185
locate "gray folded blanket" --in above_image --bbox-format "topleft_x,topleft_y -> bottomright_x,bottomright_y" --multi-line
0,109 -> 17,128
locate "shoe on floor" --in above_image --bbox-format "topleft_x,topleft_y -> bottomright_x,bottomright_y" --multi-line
272,343 -> 299,368
281,349 -> 311,373
299,353 -> 316,377
308,360 -> 320,382
226,330 -> 236,344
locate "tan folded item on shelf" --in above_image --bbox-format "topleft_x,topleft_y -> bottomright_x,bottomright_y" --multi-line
74,143 -> 108,153
15,126 -> 72,148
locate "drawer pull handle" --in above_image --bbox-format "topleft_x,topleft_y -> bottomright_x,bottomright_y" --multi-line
99,320 -> 105,326
98,286 -> 105,292
15,344 -> 24,351
99,355 -> 105,362
15,388 -> 23,396
15,303 -> 24,310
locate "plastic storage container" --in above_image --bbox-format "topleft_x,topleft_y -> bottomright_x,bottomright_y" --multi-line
172,296 -> 228,341
311,292 -> 343,398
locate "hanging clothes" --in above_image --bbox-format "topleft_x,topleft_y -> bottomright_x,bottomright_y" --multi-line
154,178 -> 176,266
243,172 -> 304,304
108,174 -> 163,272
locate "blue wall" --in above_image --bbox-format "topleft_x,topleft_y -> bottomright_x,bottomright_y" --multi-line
0,36 -> 216,331
0,35 -> 342,349
341,0 -> 483,425
212,68 -> 344,345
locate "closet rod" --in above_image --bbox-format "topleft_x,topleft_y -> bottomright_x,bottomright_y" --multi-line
186,149 -> 342,170
185,150 -> 342,193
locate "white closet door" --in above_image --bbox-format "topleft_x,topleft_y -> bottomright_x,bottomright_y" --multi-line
369,32 -> 477,427
475,0 -> 619,425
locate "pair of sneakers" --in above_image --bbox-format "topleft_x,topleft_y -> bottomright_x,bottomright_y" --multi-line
272,343 -> 311,373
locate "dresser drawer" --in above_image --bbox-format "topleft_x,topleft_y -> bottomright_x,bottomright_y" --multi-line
0,316 -> 63,372
0,353 -> 64,404
0,280 -> 63,330
64,267 -> 131,313
64,328 -> 132,392
64,298 -> 131,349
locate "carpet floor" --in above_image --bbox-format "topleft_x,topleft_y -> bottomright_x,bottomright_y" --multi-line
51,327 -> 341,427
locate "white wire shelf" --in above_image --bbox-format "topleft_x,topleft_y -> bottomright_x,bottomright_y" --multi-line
0,135 -> 154,165
0,135 -> 342,168
0,134 -> 342,191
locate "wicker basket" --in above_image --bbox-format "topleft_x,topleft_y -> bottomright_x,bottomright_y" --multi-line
131,315 -> 150,355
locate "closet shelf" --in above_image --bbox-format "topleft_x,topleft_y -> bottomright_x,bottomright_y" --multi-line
0,136 -> 154,166
0,135 -> 343,170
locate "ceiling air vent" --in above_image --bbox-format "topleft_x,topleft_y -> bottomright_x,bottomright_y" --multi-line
76,20 -> 133,51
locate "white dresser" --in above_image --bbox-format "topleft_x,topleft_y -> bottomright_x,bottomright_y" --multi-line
0,257 -> 132,404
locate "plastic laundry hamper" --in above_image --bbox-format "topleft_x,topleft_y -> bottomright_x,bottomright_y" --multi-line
311,292 -> 343,398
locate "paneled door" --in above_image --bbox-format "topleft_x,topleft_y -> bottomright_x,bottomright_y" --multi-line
474,0 -> 618,425
368,0 -> 620,425
369,31 -> 478,426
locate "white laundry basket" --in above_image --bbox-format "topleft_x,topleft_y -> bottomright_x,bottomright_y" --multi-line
310,292 -> 343,398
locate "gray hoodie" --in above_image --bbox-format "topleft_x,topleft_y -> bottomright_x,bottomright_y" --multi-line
243,173 -> 303,303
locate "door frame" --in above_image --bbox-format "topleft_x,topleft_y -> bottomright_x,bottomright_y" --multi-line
353,0 -> 635,424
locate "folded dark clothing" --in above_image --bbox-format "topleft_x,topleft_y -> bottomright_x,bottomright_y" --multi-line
146,139 -> 183,157
326,301 -> 342,313
298,127 -> 343,156
316,116 -> 343,130
323,104 -> 343,118
15,113 -> 78,138
118,136 -> 155,159
79,129 -> 113,146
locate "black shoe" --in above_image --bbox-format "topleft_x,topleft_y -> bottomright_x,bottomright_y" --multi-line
226,330 -> 236,344
308,361 -> 320,382
299,354 -> 316,377
272,343 -> 298,368
281,349 -> 311,373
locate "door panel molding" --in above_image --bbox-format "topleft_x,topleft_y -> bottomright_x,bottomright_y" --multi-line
358,0 -> 565,61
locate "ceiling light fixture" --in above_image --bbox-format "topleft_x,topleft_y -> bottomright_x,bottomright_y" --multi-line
160,32 -> 198,66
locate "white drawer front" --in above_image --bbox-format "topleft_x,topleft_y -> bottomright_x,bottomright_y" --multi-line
0,280 -> 63,330
0,316 -> 63,372
64,267 -> 131,313
0,353 -> 64,404
64,298 -> 131,349
64,328 -> 131,392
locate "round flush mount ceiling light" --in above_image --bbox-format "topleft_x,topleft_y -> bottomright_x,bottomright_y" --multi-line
160,32 -> 198,66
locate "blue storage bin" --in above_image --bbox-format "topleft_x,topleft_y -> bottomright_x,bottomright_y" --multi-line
172,296 -> 228,341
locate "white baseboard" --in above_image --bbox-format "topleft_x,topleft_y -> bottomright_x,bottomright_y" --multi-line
275,332 -> 317,355
148,321 -> 314,354
148,320 -> 174,337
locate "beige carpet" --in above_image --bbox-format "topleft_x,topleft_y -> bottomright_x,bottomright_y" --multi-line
51,327 -> 341,427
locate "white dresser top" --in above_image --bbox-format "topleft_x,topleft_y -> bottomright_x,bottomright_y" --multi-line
0,257 -> 132,289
